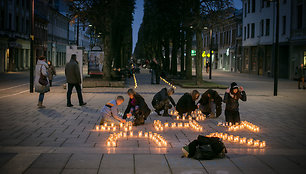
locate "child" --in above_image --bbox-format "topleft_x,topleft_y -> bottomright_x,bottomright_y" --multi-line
100,96 -> 126,125
223,82 -> 247,124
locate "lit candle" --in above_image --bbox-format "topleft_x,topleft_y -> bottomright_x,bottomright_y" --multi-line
182,116 -> 185,120
254,140 -> 260,147
111,123 -> 114,127
124,127 -> 128,131
113,127 -> 116,131
112,141 -> 116,146
164,122 -> 169,127
144,132 -> 148,137
120,123 -> 123,127
104,123 -> 108,127
96,125 -> 99,131
259,141 -> 266,148
130,131 -> 133,137
123,132 -> 127,137
176,116 -> 179,120
107,141 -> 111,146
138,131 -> 142,137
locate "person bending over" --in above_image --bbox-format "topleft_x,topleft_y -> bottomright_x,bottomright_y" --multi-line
100,96 -> 126,125
198,89 -> 222,118
152,87 -> 176,116
223,82 -> 247,124
176,90 -> 200,116
123,89 -> 151,126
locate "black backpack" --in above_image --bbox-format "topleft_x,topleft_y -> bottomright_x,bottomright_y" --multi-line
185,135 -> 227,160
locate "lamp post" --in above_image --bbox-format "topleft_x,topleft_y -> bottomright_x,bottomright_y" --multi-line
273,0 -> 280,96
30,0 -> 34,93
209,29 -> 213,80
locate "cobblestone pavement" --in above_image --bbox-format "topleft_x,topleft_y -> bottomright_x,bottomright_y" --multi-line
0,69 -> 306,174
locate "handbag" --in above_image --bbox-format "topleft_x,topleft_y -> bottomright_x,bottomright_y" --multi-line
39,65 -> 48,86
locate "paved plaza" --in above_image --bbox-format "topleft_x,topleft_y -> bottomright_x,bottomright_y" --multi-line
0,69 -> 306,174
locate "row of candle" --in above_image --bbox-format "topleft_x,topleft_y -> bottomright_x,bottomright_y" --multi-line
217,121 -> 260,132
206,132 -> 266,148
106,131 -> 167,147
133,74 -> 138,88
160,77 -> 176,89
95,122 -> 133,131
153,120 -> 203,132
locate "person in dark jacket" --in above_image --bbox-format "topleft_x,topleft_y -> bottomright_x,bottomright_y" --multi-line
150,58 -> 160,84
47,61 -> 56,87
198,89 -> 222,118
176,90 -> 200,116
123,89 -> 151,125
223,82 -> 247,124
152,87 -> 176,116
296,64 -> 305,89
65,54 -> 86,107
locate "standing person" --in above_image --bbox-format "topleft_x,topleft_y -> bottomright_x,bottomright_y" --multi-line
123,89 -> 150,125
47,61 -> 56,87
297,64 -> 305,89
65,54 -> 86,107
99,96 -> 126,125
223,82 -> 247,125
152,87 -> 176,116
176,90 -> 200,116
150,58 -> 160,84
35,56 -> 50,108
198,89 -> 222,118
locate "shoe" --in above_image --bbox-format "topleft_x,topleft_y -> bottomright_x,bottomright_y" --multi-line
67,104 -> 74,107
80,102 -> 87,106
38,102 -> 46,108
155,110 -> 161,116
182,146 -> 189,157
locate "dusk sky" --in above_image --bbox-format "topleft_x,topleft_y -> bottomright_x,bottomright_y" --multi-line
132,0 -> 243,53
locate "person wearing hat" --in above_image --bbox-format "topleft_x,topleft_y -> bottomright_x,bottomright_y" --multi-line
223,82 -> 247,124
176,90 -> 200,116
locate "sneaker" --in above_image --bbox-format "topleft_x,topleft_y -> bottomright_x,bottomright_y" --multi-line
182,145 -> 189,157
80,102 -> 87,106
67,104 -> 74,107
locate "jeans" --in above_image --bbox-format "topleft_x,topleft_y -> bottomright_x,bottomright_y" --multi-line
67,83 -> 84,105
39,93 -> 44,102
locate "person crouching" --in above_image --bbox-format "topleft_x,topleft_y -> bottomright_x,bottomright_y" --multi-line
100,96 -> 126,125
152,87 -> 176,116
223,82 -> 247,125
198,89 -> 222,118
176,90 -> 200,117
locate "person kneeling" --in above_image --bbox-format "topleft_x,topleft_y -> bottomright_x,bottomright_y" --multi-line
123,89 -> 151,126
176,90 -> 200,116
100,96 -> 126,125
152,87 -> 176,116
198,89 -> 222,118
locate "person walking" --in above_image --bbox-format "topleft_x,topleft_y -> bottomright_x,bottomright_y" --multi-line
65,54 -> 86,107
99,96 -> 126,125
198,89 -> 222,118
123,89 -> 151,125
223,82 -> 247,125
35,56 -> 50,108
176,90 -> 200,116
47,61 -> 56,87
297,64 -> 305,89
152,87 -> 176,116
150,58 -> 160,84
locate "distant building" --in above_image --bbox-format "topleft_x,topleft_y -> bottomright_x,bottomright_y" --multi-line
202,8 -> 242,72
0,0 -> 31,72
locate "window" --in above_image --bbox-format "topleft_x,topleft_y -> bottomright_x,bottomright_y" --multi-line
247,0 -> 250,13
244,3 -> 247,17
282,16 -> 286,34
297,5 -> 303,29
244,26 -> 246,40
251,23 -> 255,38
260,20 -> 264,36
266,19 -> 270,36
247,24 -> 250,38
252,0 -> 255,13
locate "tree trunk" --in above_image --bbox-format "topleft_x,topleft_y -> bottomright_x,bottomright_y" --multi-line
180,29 -> 185,75
185,29 -> 192,79
196,29 -> 203,85
171,34 -> 178,75
103,34 -> 112,80
164,37 -> 170,74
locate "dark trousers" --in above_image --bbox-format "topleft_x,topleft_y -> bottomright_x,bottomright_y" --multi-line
67,83 -> 84,105
152,99 -> 171,112
49,80 -> 52,87
225,110 -> 240,124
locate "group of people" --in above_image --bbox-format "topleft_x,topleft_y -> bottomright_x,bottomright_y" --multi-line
100,82 -> 247,126
34,54 -> 86,108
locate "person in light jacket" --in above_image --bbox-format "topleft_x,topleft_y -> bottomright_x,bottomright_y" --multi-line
100,96 -> 126,125
35,56 -> 50,108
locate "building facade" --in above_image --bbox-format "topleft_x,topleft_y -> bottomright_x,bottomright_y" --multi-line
0,0 -> 31,73
242,0 -> 292,78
